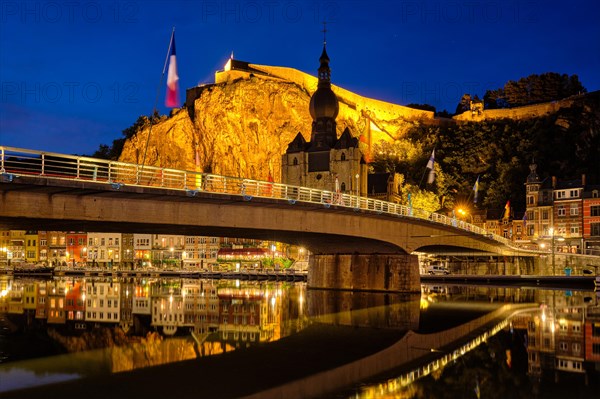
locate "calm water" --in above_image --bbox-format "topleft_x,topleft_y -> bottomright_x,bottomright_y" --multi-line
0,276 -> 598,398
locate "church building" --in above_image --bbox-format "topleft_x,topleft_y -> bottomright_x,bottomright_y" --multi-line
281,40 -> 368,195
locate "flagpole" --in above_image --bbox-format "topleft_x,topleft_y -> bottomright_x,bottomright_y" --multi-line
139,27 -> 175,181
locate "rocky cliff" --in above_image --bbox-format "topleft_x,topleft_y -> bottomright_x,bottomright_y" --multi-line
118,66 -> 436,182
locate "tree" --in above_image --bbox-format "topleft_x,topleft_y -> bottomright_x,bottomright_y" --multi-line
90,111 -> 166,160
485,73 -> 586,108
455,94 -> 472,115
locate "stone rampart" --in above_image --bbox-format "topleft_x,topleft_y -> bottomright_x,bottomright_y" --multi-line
453,96 -> 580,121
216,63 -> 435,122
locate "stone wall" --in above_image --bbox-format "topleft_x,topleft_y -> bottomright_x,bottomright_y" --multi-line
453,95 -> 581,122
308,254 -> 420,292
249,64 -> 435,121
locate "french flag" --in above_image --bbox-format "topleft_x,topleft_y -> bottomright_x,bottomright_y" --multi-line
165,32 -> 180,108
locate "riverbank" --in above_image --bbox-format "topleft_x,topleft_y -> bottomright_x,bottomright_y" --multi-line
421,274 -> 598,290
0,267 -> 307,282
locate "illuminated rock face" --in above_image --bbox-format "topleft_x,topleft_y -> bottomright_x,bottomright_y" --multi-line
119,65 -> 434,182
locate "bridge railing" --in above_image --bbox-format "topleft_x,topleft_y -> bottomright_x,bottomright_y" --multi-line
1,146 -> 521,250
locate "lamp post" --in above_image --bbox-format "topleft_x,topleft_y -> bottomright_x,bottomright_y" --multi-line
355,174 -> 360,197
549,227 -> 555,276
271,244 -> 276,266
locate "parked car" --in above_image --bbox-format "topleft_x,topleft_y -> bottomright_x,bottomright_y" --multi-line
426,264 -> 450,275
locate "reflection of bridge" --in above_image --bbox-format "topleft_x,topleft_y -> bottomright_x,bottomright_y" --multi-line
0,147 -> 539,291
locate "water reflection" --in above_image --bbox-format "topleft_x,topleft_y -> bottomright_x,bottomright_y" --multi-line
0,276 -> 308,391
1,277 -> 599,398
348,285 -> 600,399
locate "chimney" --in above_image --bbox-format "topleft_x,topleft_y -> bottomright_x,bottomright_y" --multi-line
552,176 -> 557,188
582,173 -> 586,187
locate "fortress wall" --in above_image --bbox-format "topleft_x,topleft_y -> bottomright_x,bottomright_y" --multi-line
250,64 -> 435,121
453,97 -> 577,121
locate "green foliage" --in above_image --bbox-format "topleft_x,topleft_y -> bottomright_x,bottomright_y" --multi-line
371,92 -> 600,211
484,73 -> 586,109
262,258 -> 274,267
90,111 -> 166,160
455,94 -> 472,115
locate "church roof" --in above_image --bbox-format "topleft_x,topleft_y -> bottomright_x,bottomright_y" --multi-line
285,132 -> 308,153
334,127 -> 359,149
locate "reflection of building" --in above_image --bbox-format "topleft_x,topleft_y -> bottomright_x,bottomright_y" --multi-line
47,281 -> 66,324
35,281 -> 48,319
2,277 -> 303,354
133,279 -> 152,315
85,281 -> 121,323
584,297 -> 600,363
554,293 -> 585,374
524,290 -> 599,384
120,282 -> 134,332
218,284 -> 281,344
151,282 -> 184,335
65,281 -> 85,322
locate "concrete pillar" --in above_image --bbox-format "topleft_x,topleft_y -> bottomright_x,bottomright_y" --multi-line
308,254 -> 420,293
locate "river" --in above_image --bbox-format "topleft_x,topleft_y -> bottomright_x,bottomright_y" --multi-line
0,276 -> 598,398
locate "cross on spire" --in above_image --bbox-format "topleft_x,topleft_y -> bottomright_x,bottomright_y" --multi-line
322,20 -> 327,45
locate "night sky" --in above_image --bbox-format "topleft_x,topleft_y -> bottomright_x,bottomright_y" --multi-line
1,0 -> 599,155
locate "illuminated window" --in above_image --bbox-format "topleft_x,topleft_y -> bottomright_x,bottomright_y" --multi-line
570,206 -> 579,216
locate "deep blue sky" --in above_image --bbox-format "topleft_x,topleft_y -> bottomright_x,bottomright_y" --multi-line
1,0 -> 599,155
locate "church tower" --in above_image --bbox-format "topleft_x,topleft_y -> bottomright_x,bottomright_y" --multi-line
281,30 -> 367,195
308,44 -> 338,148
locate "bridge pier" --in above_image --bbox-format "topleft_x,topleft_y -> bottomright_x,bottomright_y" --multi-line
308,254 -> 420,293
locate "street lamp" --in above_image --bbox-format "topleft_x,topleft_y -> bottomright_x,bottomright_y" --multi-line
271,244 -> 276,266
549,227 -> 555,276
355,174 -> 360,197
